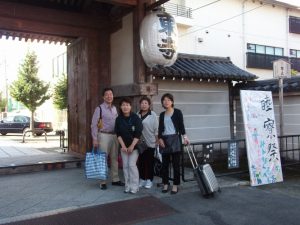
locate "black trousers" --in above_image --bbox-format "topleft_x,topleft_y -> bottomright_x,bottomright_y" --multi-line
137,147 -> 155,181
162,151 -> 181,185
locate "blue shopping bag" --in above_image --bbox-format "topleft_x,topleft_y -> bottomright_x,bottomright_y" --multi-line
85,148 -> 108,180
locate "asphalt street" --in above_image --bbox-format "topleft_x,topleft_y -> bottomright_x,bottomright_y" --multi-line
0,167 -> 299,225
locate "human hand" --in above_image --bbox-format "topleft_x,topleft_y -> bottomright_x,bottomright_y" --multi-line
93,140 -> 99,148
158,138 -> 165,148
121,146 -> 128,153
183,136 -> 190,145
127,145 -> 134,153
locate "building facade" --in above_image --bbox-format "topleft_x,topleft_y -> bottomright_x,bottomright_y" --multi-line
164,0 -> 300,79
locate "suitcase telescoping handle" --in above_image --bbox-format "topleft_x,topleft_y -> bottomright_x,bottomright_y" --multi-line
185,145 -> 199,169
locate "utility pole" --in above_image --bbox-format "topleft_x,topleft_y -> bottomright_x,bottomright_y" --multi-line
273,59 -> 291,136
4,58 -> 8,113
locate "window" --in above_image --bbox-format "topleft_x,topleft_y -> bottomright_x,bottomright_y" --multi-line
52,52 -> 67,78
247,43 -> 287,70
290,49 -> 300,58
3,116 -> 14,122
247,43 -> 284,56
289,16 -> 300,34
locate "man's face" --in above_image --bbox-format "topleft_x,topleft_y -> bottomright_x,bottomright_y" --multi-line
103,90 -> 114,104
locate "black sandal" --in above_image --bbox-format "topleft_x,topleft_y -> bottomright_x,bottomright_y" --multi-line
162,185 -> 169,193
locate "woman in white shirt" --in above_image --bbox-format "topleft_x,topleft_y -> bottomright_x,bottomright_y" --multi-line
137,96 -> 159,189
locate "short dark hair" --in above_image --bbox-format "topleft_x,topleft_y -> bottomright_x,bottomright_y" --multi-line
119,97 -> 132,115
161,93 -> 174,108
102,87 -> 114,96
139,96 -> 151,105
119,97 -> 132,107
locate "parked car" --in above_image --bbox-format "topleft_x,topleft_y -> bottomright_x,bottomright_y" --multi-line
0,115 -> 53,136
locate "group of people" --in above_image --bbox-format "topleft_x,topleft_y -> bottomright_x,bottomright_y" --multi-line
91,88 -> 189,194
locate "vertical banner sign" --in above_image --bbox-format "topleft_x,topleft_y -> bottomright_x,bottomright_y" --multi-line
240,90 -> 283,186
228,141 -> 239,169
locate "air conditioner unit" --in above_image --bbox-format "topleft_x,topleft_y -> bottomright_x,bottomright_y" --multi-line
197,37 -> 203,43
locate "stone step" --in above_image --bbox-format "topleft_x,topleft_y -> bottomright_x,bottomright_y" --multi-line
0,159 -> 83,175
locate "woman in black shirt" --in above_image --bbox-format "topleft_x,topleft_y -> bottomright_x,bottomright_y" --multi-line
158,93 -> 189,194
115,97 -> 143,194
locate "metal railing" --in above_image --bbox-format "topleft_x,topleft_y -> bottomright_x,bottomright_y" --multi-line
163,2 -> 192,18
57,130 -> 68,152
181,134 -> 300,182
246,52 -> 300,71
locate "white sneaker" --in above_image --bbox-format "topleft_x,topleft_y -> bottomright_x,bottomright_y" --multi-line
124,187 -> 130,193
130,189 -> 139,194
139,179 -> 146,188
145,180 -> 153,189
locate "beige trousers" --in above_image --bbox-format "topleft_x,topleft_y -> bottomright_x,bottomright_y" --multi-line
121,150 -> 139,192
98,133 -> 120,182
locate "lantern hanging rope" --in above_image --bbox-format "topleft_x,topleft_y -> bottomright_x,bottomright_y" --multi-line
140,8 -> 178,68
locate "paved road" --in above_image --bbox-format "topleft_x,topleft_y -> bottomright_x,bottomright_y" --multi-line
0,134 -> 67,167
0,167 -> 299,225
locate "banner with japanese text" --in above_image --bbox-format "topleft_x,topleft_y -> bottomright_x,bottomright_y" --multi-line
240,90 -> 283,186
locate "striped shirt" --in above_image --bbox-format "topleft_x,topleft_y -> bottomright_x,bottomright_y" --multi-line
91,102 -> 118,142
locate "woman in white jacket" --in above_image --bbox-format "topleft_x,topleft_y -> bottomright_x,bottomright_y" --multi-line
137,96 -> 159,189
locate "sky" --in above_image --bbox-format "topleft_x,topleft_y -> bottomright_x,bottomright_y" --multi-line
276,0 -> 300,7
0,38 -> 66,93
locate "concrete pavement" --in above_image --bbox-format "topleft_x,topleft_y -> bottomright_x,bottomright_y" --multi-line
0,135 -> 82,175
0,166 -> 299,225
1,135 -> 300,225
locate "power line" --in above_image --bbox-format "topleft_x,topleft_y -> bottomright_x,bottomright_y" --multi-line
192,0 -> 221,12
180,4 -> 264,38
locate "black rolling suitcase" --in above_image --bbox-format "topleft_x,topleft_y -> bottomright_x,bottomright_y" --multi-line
186,145 -> 220,197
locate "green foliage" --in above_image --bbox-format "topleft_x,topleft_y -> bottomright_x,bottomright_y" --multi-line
0,97 -> 6,112
291,69 -> 298,76
53,75 -> 68,110
9,51 -> 51,112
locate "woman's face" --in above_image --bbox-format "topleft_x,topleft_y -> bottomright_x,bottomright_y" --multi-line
121,102 -> 131,115
140,100 -> 150,111
163,97 -> 173,109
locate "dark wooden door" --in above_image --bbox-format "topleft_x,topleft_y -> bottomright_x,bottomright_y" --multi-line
67,38 -> 88,154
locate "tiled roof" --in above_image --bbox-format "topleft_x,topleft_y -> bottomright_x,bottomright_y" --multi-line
234,76 -> 300,95
150,53 -> 257,81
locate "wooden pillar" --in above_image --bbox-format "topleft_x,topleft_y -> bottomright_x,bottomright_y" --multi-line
228,81 -> 235,140
67,32 -> 111,155
132,0 -> 147,84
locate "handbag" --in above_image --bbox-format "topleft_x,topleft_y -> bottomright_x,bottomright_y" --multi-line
136,135 -> 148,154
154,146 -> 162,163
154,146 -> 162,177
160,134 -> 181,154
97,106 -> 103,129
85,148 -> 108,180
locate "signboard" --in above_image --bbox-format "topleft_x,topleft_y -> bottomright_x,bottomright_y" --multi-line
273,59 -> 291,79
203,143 -> 213,163
228,141 -> 239,169
240,90 -> 283,186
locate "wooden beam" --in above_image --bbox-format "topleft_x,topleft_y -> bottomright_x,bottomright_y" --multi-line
96,0 -> 137,7
112,83 -> 158,97
0,1 -> 109,31
0,15 -> 101,38
145,0 -> 169,11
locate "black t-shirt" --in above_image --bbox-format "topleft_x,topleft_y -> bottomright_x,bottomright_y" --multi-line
115,113 -> 143,147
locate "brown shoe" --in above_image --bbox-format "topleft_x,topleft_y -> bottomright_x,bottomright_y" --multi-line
112,181 -> 125,186
100,184 -> 107,190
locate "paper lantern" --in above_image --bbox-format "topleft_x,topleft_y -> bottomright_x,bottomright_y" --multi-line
140,9 -> 178,68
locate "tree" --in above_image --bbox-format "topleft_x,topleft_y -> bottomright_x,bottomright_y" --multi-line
53,75 -> 68,110
291,69 -> 298,76
10,51 -> 51,132
0,94 -> 6,112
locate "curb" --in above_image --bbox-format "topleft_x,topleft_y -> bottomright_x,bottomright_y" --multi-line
0,160 -> 83,175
